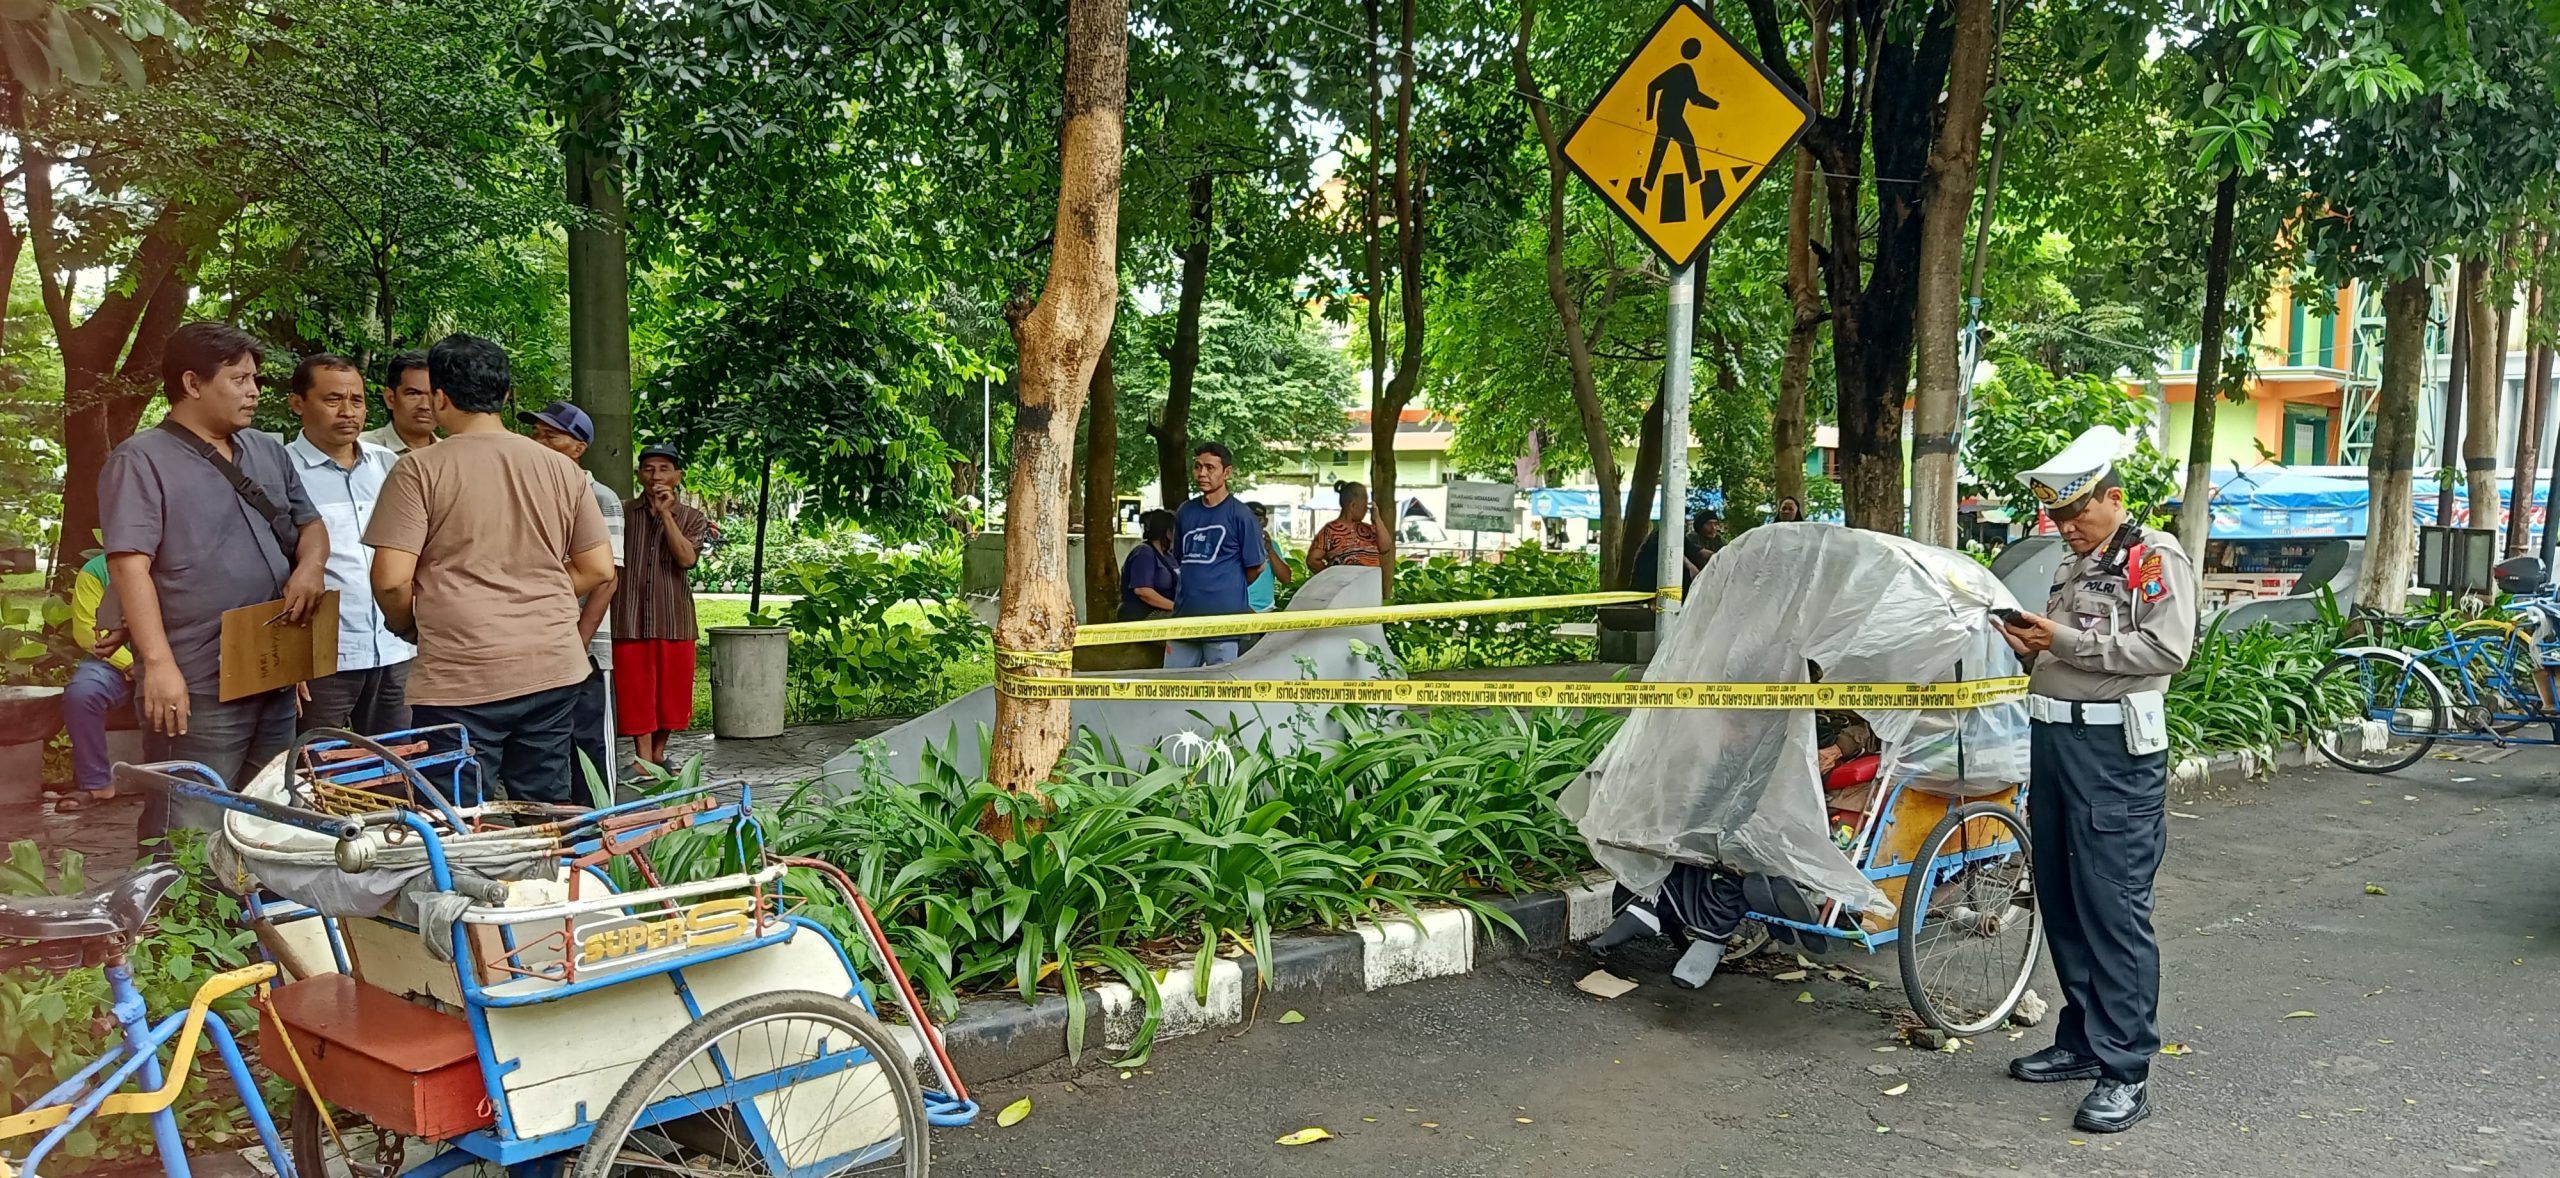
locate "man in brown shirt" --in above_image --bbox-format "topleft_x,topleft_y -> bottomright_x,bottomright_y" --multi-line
613,443 -> 716,771
365,334 -> 614,804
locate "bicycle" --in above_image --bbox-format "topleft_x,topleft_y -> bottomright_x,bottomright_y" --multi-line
0,778 -> 305,1178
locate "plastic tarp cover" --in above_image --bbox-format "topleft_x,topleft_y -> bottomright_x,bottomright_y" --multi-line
1559,523 -> 2029,917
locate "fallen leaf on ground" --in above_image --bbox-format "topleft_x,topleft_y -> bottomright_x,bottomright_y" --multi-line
1515,1117 -> 1535,1124
1420,1121 -> 1440,1128
2160,1043 -> 2193,1056
2284,1010 -> 2318,1019
1796,991 -> 1815,1004
1796,954 -> 1816,968
1119,1070 -> 1133,1079
1362,1117 -> 1377,1123
1774,969 -> 1810,982
997,1098 -> 1032,1128
1574,970 -> 1638,1000
1874,1125 -> 1892,1134
1883,1083 -> 1910,1096
1274,1128 -> 1333,1146
1278,1010 -> 1307,1024
2171,810 -> 2202,819
1874,1046 -> 1898,1053
2365,884 -> 2387,896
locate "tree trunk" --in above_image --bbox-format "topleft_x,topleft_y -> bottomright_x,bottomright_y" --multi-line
37,160 -> 197,580
2359,272 -> 2432,614
1511,0 -> 1622,587
1811,4 -> 1958,535
566,89 -> 634,499
1369,0 -> 1424,602
1773,18 -> 1828,511
2508,238 -> 2549,556
1616,384 -> 1667,590
1083,346 -> 1122,622
2437,257 -> 2475,525
2463,251 -> 2503,525
985,0 -> 1128,827
1908,0 -> 1996,549
1361,0 -> 1389,587
1151,174 -> 1212,509
2174,172 -> 2241,551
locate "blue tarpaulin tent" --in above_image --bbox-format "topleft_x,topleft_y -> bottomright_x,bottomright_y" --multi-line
2166,465 -> 2553,540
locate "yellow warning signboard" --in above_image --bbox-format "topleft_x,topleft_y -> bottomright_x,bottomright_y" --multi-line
1561,4 -> 1813,268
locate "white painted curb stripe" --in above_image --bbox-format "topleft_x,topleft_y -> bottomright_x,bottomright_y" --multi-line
1355,906 -> 1473,990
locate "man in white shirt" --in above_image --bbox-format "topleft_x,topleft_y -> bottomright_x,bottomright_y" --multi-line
523,400 -> 623,785
285,353 -> 415,734
360,350 -> 438,456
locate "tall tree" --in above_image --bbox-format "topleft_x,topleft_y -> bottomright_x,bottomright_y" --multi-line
1744,0 -> 1960,532
2506,229 -> 2549,557
986,0 -> 1128,825
1774,11 -> 1828,511
1909,0 -> 1998,548
1369,0 -> 1425,598
1511,0 -> 1622,579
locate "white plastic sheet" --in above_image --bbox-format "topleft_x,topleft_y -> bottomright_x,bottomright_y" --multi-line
1558,523 -> 2029,917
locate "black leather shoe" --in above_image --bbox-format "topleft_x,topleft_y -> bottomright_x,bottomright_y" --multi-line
2074,1079 -> 2152,1133
2008,1045 -> 2104,1083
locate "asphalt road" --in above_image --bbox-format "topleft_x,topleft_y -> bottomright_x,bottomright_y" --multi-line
935,750 -> 2560,1177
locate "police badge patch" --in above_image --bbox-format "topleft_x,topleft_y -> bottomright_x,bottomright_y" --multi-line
2137,551 -> 2167,602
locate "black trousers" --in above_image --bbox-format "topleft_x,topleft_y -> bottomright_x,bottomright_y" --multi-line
569,659 -> 611,786
2029,718 -> 2168,1083
415,681 -> 584,806
300,662 -> 412,737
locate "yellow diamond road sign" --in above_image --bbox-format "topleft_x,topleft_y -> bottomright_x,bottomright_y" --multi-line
1562,4 -> 1814,268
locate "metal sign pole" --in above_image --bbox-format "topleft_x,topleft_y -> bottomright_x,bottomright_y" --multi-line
1659,261 -> 1694,618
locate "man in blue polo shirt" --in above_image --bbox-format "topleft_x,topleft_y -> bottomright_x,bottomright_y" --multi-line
1168,441 -> 1262,668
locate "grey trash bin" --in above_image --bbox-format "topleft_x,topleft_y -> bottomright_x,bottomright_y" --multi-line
706,626 -> 790,739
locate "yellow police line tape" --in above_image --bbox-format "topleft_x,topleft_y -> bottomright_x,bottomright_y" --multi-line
995,671 -> 2030,711
1071,589 -> 1665,647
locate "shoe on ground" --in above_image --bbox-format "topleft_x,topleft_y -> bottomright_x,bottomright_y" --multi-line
2073,1078 -> 2151,1133
1669,938 -> 1726,989
2008,1044 -> 2104,1084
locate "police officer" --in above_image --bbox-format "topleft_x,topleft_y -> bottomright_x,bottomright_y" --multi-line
1994,426 -> 2197,1134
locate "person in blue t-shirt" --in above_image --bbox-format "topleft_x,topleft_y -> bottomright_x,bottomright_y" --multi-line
1168,441 -> 1263,667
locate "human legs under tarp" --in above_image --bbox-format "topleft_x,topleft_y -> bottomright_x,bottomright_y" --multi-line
1589,864 -> 1828,988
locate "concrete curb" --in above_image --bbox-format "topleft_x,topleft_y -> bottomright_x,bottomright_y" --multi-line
2169,721 -> 2378,794
935,877 -> 1618,1083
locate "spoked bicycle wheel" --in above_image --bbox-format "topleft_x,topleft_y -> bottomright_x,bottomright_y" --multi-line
571,991 -> 928,1178
2309,651 -> 2446,774
1897,802 -> 2040,1036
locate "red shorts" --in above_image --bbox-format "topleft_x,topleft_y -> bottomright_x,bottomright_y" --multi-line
612,639 -> 697,736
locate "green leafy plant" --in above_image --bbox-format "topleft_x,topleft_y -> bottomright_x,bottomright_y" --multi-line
0,834 -> 263,1172
1386,543 -> 1600,672
2165,590 -> 2356,764
773,546 -> 991,722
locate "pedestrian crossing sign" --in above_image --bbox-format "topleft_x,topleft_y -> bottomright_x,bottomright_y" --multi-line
1561,4 -> 1814,268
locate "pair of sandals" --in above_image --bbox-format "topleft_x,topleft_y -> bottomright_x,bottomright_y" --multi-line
47,789 -> 121,813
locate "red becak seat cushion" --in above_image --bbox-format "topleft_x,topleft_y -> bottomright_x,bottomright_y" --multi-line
1823,753 -> 1882,792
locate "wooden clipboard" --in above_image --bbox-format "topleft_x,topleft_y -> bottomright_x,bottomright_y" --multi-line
218,592 -> 340,701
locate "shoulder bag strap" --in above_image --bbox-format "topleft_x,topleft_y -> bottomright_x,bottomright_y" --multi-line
154,419 -> 300,563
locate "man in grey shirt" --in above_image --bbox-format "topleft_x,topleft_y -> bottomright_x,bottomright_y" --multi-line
99,322 -> 328,845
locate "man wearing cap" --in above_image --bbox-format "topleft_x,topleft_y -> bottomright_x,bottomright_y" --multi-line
1994,425 -> 2197,1134
524,402 -> 623,784
615,444 -> 716,773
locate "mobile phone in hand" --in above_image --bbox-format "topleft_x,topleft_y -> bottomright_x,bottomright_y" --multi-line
1989,607 -> 2027,627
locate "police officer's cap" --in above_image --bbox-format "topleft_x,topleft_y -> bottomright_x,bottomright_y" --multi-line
2020,426 -> 2134,513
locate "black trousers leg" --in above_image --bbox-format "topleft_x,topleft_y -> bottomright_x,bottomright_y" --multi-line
2033,718 -> 2168,1083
